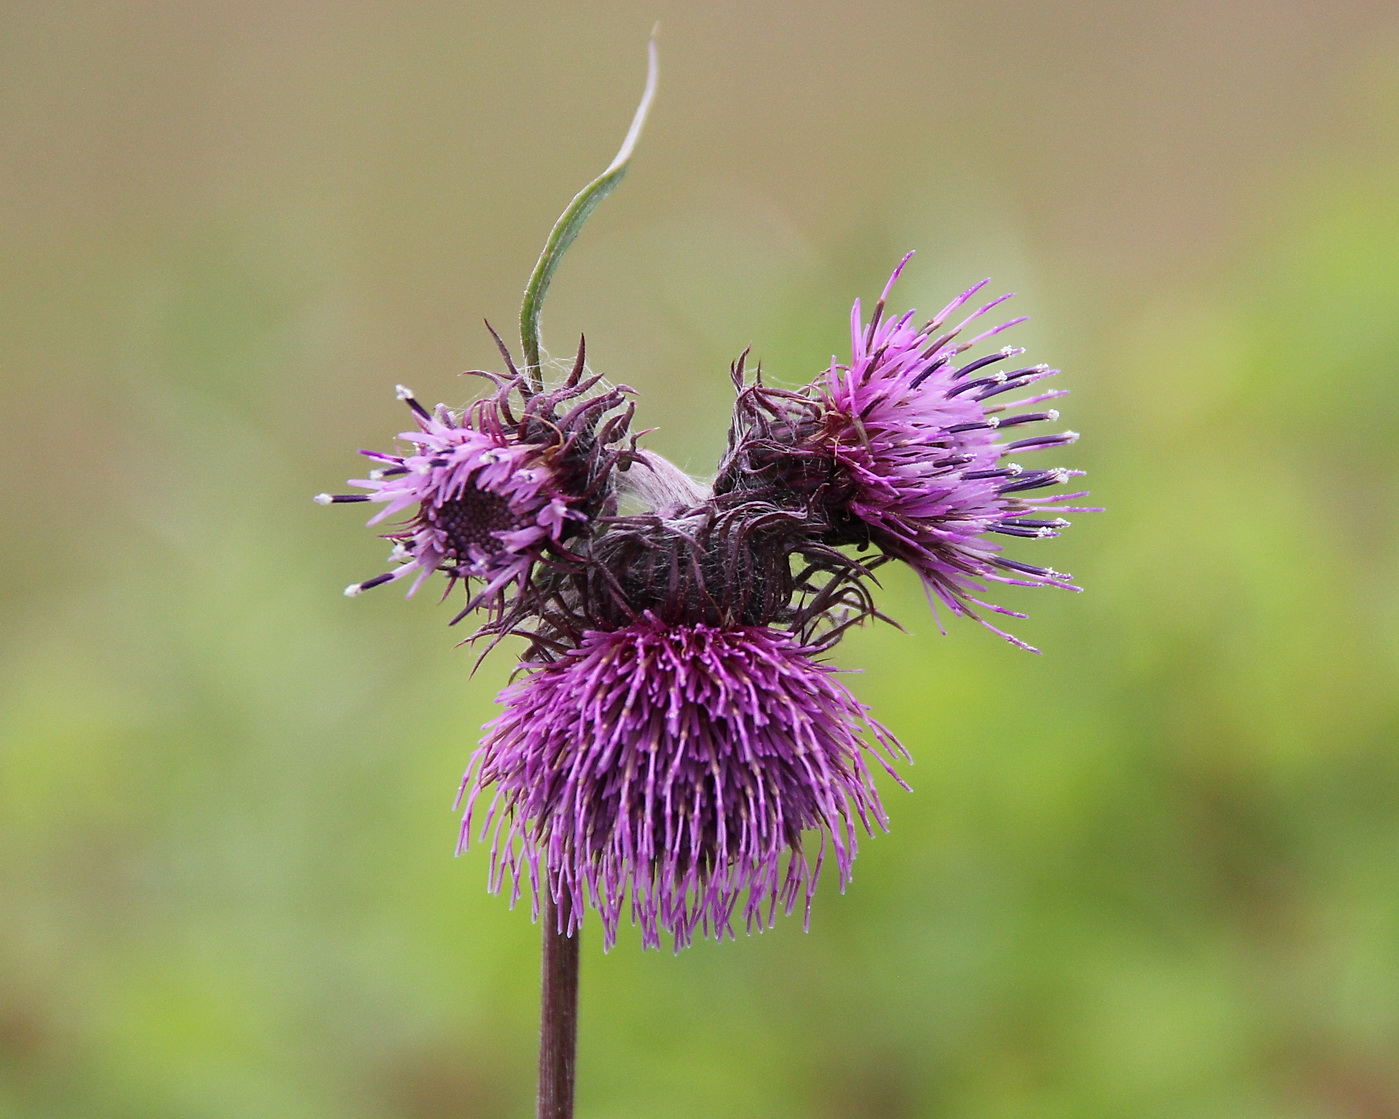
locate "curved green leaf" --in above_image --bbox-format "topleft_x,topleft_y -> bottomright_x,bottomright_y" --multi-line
519,36 -> 659,392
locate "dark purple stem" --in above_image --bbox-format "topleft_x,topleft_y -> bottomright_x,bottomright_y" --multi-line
537,892 -> 580,1119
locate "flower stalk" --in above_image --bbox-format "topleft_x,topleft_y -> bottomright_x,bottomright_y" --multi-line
537,893 -> 580,1119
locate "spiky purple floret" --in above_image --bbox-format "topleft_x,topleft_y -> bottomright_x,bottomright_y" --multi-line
718,255 -> 1093,650
459,617 -> 907,951
317,338 -> 637,615
345,397 -> 578,600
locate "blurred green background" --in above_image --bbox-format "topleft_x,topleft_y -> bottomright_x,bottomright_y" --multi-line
4,2 -> 1399,1116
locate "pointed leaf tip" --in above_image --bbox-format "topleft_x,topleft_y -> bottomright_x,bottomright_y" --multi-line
519,37 -> 659,391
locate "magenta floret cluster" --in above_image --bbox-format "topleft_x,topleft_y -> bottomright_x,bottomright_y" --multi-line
465,619 -> 904,950
319,260 -> 1090,950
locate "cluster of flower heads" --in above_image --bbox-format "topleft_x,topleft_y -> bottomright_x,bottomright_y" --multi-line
319,258 -> 1091,950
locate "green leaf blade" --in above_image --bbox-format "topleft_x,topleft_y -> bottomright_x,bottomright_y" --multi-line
519,36 -> 659,392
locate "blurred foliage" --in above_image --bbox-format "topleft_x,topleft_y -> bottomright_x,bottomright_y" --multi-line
4,4 -> 1399,1118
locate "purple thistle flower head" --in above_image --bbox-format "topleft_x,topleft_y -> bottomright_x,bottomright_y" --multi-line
316,230 -> 1091,961
717,254 -> 1094,650
317,339 -> 637,616
460,616 -> 907,951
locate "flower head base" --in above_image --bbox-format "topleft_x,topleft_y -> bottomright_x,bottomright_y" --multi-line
538,497 -> 881,641
460,618 -> 907,951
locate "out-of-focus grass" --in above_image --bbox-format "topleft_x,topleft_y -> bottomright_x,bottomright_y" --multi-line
3,6 -> 1399,1118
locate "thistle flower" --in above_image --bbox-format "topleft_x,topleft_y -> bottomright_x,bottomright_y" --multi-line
458,494 -> 903,950
717,254 -> 1092,650
460,616 -> 906,951
317,341 -> 636,616
311,42 -> 1117,1115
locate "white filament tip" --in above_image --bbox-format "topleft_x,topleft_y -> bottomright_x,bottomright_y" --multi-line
344,583 -> 363,597
1047,409 -> 1060,421
313,493 -> 333,505
395,384 -> 414,400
